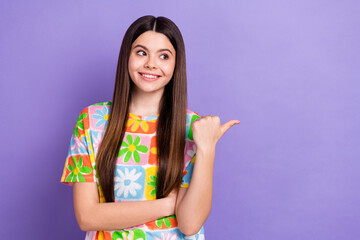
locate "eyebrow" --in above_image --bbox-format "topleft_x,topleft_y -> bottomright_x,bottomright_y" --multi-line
133,44 -> 173,55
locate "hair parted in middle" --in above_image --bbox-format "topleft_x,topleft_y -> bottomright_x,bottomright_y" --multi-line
96,15 -> 188,202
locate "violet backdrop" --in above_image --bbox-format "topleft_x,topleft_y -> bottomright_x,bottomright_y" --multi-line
1,0 -> 359,239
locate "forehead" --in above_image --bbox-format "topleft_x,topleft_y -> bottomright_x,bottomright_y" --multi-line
131,31 -> 175,53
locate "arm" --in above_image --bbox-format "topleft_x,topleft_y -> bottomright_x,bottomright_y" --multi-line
176,147 -> 215,236
176,115 -> 240,235
66,107 -> 177,232
73,182 -> 176,231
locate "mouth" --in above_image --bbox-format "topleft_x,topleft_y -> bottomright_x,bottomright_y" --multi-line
138,72 -> 161,81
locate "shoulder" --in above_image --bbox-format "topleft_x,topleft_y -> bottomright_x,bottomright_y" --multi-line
186,109 -> 201,125
75,101 -> 112,126
186,109 -> 201,121
186,109 -> 201,141
87,101 -> 112,110
78,101 -> 112,114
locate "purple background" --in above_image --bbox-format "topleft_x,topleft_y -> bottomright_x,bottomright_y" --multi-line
1,0 -> 359,239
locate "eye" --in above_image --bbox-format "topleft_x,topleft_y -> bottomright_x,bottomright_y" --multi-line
136,50 -> 146,56
160,54 -> 169,60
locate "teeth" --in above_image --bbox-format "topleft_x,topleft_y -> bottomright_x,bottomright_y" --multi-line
142,73 -> 159,79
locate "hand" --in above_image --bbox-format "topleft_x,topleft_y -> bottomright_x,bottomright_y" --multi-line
191,115 -> 240,151
164,189 -> 178,216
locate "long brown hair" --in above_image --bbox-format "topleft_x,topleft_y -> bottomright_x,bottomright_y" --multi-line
96,15 -> 187,202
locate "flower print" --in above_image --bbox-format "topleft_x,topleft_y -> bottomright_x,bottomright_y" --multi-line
112,229 -> 146,240
118,134 -> 148,163
186,143 -> 196,158
92,106 -> 109,128
143,115 -> 158,121
126,113 -> 150,132
181,154 -> 196,187
73,112 -> 88,137
123,231 -> 133,240
156,215 -> 176,228
185,114 -> 191,138
154,232 -> 178,240
146,175 -> 157,196
145,215 -> 178,230
126,113 -> 157,132
65,156 -> 92,182
70,136 -> 85,153
122,223 -> 146,231
151,147 -> 157,155
114,168 -> 142,198
184,232 -> 204,240
187,113 -> 200,140
144,166 -> 157,200
92,131 -> 103,153
93,101 -> 111,106
95,230 -> 111,240
70,134 -> 93,155
93,163 -> 98,179
148,135 -> 158,165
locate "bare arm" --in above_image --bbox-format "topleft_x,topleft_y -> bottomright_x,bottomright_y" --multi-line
175,147 -> 215,236
176,116 -> 240,235
73,182 -> 177,231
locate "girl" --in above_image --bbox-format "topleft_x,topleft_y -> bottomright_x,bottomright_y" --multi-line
60,15 -> 240,240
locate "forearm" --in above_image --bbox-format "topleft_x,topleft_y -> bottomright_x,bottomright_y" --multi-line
176,147 -> 215,235
81,198 -> 170,231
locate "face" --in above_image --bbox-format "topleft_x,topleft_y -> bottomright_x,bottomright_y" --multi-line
128,30 -> 176,95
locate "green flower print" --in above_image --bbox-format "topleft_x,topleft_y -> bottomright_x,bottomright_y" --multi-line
93,164 -> 98,179
93,101 -> 111,106
112,229 -> 145,240
65,156 -> 92,182
73,112 -> 88,137
118,135 -> 148,163
188,114 -> 200,140
146,175 -> 157,196
156,215 -> 176,228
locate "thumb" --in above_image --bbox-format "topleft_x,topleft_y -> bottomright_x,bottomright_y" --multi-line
220,120 -> 240,136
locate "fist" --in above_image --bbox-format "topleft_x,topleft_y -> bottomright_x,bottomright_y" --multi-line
191,115 -> 240,151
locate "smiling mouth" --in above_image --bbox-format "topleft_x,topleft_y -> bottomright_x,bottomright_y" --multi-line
139,72 -> 161,80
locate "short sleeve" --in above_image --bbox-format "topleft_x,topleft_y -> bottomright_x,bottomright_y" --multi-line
60,106 -> 96,186
181,111 -> 200,188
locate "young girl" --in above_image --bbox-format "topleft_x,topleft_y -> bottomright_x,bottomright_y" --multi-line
60,15 -> 240,240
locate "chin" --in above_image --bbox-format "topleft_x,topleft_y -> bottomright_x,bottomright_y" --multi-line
134,86 -> 164,94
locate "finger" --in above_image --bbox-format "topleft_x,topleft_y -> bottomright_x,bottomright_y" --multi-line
220,120 -> 240,136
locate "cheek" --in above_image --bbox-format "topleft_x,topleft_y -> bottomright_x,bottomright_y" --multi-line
128,59 -> 139,81
128,57 -> 137,72
128,55 -> 145,72
161,62 -> 176,76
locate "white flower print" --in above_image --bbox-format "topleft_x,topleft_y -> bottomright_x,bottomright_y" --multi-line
154,232 -> 178,240
118,230 -> 144,240
71,136 -> 85,153
122,231 -> 132,240
114,168 -> 142,198
92,131 -> 103,153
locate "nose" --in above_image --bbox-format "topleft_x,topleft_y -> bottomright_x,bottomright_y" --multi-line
144,56 -> 157,69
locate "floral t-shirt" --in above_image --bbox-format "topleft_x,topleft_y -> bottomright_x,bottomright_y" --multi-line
60,101 -> 205,240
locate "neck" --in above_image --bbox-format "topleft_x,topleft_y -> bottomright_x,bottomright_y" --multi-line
129,87 -> 163,116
